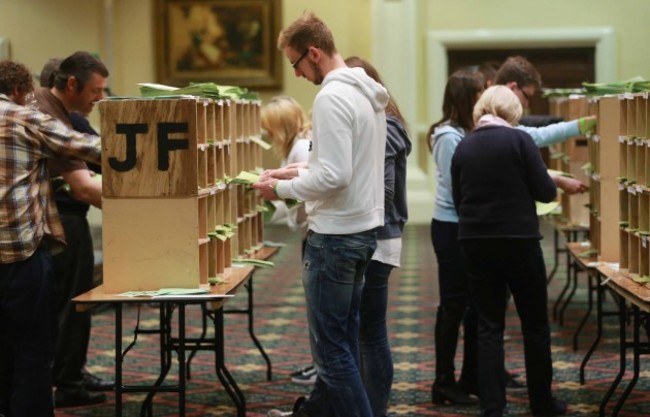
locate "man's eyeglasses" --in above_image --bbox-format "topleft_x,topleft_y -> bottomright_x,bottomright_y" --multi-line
292,49 -> 309,69
519,86 -> 532,102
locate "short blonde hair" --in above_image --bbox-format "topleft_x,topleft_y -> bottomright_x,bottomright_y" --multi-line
473,85 -> 522,126
261,96 -> 311,159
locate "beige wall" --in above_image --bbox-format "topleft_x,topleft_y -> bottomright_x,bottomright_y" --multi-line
2,0 -> 649,128
5,0 -> 648,134
276,0 -> 372,112
0,0 -> 104,66
3,1 -> 647,89
2,0 -> 649,224
419,0 -> 650,122
0,0 -> 371,166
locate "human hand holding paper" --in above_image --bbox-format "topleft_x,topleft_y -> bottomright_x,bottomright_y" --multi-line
261,165 -> 302,181
553,175 -> 588,195
578,115 -> 597,135
252,178 -> 279,200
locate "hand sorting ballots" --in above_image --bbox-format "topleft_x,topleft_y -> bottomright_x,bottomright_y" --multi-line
554,175 -> 589,195
578,115 -> 597,135
253,162 -> 307,200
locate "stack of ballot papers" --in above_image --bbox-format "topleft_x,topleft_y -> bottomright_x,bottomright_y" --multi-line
117,288 -> 232,299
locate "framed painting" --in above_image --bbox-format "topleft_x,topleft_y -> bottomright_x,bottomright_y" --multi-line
154,0 -> 282,90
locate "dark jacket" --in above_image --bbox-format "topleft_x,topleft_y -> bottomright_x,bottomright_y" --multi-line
378,115 -> 412,239
451,125 -> 556,240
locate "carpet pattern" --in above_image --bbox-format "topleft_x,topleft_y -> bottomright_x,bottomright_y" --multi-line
55,221 -> 650,417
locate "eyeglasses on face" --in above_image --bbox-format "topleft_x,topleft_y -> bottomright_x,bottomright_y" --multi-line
519,85 -> 533,102
292,49 -> 309,69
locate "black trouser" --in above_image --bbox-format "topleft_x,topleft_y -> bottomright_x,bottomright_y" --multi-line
0,246 -> 56,417
461,238 -> 554,417
52,213 -> 94,392
430,219 -> 477,383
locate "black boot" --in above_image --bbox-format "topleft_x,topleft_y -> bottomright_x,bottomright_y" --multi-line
457,377 -> 478,397
432,305 -> 477,405
432,376 -> 477,405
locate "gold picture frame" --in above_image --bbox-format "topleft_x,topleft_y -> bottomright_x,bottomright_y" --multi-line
154,0 -> 283,90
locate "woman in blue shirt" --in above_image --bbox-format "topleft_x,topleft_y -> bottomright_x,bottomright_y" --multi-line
428,69 -> 484,405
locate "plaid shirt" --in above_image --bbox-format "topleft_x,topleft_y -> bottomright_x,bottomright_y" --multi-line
0,94 -> 101,263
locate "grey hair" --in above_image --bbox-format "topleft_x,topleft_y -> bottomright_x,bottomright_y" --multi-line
472,85 -> 522,126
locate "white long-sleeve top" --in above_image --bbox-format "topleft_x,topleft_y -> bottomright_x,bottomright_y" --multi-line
269,137 -> 310,232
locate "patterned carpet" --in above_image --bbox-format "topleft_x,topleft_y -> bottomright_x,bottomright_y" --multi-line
55,221 -> 650,417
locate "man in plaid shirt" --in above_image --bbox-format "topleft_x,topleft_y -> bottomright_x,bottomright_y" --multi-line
0,60 -> 101,417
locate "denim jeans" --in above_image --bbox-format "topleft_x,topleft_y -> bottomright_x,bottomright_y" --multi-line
360,259 -> 394,417
300,230 -> 377,417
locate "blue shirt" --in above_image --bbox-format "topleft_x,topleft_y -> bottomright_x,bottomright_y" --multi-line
431,119 -> 580,223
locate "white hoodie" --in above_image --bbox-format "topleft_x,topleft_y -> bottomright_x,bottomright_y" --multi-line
275,66 -> 389,234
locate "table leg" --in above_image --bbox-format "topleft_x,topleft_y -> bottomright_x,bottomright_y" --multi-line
246,277 -> 272,381
547,228 -> 560,283
214,308 -> 246,417
580,276 -> 604,384
573,271 -> 595,351
559,251 -> 579,325
612,305 -> 640,417
553,249 -> 572,323
186,302 -> 209,380
178,303 -> 187,417
599,293 -> 627,417
141,304 -> 174,417
115,304 -> 123,417
223,276 -> 273,381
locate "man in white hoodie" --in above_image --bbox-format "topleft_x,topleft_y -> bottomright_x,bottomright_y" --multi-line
254,11 -> 389,417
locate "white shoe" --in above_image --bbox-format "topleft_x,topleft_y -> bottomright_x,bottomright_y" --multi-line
289,365 -> 317,385
267,410 -> 293,417
268,396 -> 307,417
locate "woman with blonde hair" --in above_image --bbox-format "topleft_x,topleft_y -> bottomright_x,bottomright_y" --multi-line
261,96 -> 311,163
451,85 -> 566,417
260,95 -> 311,232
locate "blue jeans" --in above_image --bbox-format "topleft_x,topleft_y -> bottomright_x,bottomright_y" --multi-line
360,259 -> 394,417
300,230 -> 377,417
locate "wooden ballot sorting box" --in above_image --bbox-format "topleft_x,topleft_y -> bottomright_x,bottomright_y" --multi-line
614,93 -> 650,281
547,95 -> 591,227
588,95 -> 622,264
99,97 -> 244,293
560,96 -> 590,227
